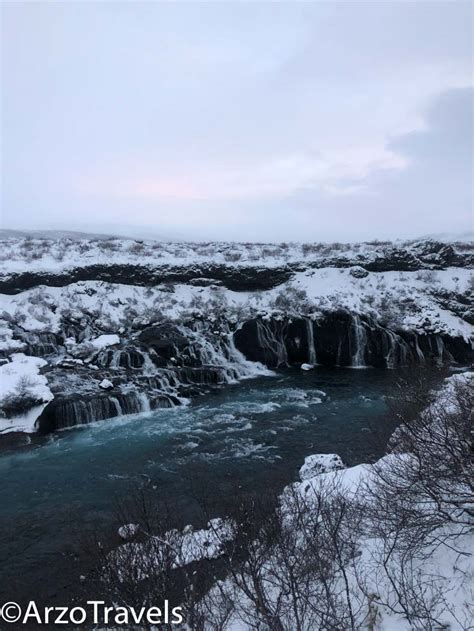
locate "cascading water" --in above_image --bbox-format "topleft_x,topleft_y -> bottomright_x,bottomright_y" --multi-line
30,311 -> 471,433
21,332 -> 62,357
40,320 -> 272,430
177,321 -> 272,382
306,318 -> 317,365
137,392 -> 151,412
109,396 -> 123,416
383,328 -> 413,368
351,315 -> 367,368
234,314 -> 469,370
96,348 -> 146,370
413,336 -> 425,363
255,319 -> 288,367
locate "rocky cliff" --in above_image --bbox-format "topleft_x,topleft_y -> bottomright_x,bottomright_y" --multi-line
0,237 -> 472,438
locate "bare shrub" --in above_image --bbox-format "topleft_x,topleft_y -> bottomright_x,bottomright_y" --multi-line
128,241 -> 146,255
273,284 -> 311,313
360,375 -> 474,628
223,251 -> 242,262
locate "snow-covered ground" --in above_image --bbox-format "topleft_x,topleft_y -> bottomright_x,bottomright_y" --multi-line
1,266 -> 472,342
109,517 -> 235,582
0,353 -> 54,433
0,235 -> 471,273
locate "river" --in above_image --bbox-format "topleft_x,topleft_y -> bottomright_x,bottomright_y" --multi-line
0,367 -> 416,607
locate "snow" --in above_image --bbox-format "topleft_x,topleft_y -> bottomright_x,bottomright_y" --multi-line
0,266 -> 471,340
110,518 -> 235,581
175,517 -> 234,567
0,235 -> 471,275
288,267 -> 473,339
0,239 -> 471,439
118,523 -> 139,540
0,353 -> 53,433
0,322 -> 25,352
219,447 -> 473,630
90,334 -> 120,349
99,379 -> 114,390
299,453 -> 345,481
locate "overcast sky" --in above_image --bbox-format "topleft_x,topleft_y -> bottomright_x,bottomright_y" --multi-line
1,1 -> 472,242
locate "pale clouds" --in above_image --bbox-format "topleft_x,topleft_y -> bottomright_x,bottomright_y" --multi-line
76,145 -> 407,201
2,1 -> 472,241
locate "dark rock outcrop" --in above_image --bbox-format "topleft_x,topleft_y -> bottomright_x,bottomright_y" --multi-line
36,390 -> 178,434
1,240 -> 471,295
234,313 -> 473,369
0,263 -> 293,295
138,323 -> 189,360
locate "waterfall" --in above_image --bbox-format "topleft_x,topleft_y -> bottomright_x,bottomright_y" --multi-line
235,315 -> 469,371
351,315 -> 367,368
335,339 -> 342,367
177,321 -> 272,381
109,397 -> 123,416
384,330 -> 399,369
255,319 -> 288,367
141,353 -> 157,375
382,327 -> 414,368
413,336 -> 425,363
21,332 -> 61,357
432,335 -> 453,364
305,318 -> 317,365
137,392 -> 151,412
96,348 -> 146,370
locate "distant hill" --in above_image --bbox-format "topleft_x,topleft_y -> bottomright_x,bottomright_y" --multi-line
420,231 -> 474,243
0,229 -> 132,241
0,227 -> 185,242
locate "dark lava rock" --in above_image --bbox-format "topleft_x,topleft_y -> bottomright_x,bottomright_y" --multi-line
349,266 -> 369,279
0,263 -> 294,294
138,323 -> 189,359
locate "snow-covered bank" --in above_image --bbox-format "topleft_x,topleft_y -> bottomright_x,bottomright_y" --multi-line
109,518 -> 235,583
0,353 -> 53,433
195,371 -> 474,630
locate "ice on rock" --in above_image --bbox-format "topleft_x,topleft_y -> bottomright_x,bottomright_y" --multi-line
299,453 -> 345,481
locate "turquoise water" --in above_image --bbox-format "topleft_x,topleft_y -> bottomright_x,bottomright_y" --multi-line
0,368 -> 408,604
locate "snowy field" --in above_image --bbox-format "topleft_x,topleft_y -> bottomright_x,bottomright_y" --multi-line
0,235 -> 472,273
1,267 -> 472,342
